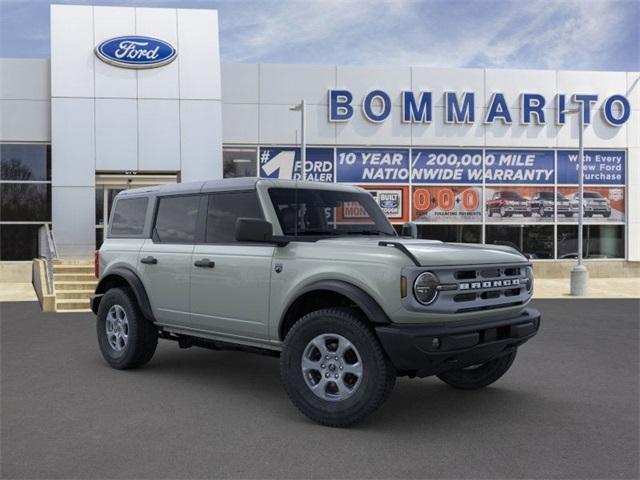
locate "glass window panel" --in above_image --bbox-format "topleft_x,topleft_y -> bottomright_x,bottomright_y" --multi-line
0,224 -> 40,260
109,197 -> 148,237
485,225 -> 554,259
0,183 -> 51,221
223,148 -> 257,178
557,225 -> 624,259
153,195 -> 200,244
206,192 -> 263,244
418,224 -> 481,243
1,144 -> 51,181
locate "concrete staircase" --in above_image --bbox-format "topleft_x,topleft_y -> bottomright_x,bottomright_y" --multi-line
53,261 -> 96,312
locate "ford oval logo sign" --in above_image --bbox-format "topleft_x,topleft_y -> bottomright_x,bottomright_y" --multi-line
95,36 -> 177,69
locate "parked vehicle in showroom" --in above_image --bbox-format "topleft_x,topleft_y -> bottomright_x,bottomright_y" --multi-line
91,179 -> 540,427
486,191 -> 532,218
530,191 -> 576,218
569,191 -> 612,217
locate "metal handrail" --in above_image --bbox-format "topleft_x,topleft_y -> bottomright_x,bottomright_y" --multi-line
38,224 -> 58,293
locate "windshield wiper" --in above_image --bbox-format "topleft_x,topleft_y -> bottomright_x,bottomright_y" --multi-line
344,230 -> 394,236
294,229 -> 343,236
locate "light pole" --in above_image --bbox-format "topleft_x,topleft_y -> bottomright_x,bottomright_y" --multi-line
564,104 -> 588,295
289,100 -> 306,180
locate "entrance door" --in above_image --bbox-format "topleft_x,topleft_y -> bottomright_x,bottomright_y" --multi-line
95,173 -> 177,249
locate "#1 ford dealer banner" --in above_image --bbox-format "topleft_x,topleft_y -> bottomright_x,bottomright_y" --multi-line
259,147 -> 334,182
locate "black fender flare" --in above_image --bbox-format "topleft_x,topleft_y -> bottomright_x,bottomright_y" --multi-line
92,267 -> 155,322
280,279 -> 391,339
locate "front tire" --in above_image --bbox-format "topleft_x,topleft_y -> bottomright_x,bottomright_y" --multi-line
280,308 -> 396,427
436,349 -> 517,390
96,287 -> 158,370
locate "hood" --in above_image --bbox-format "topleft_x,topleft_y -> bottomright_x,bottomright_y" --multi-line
315,237 -> 527,266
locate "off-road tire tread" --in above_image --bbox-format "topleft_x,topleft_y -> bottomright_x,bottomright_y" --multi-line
280,307 -> 396,427
436,349 -> 517,390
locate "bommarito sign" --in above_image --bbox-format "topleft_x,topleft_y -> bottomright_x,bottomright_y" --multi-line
328,90 -> 631,127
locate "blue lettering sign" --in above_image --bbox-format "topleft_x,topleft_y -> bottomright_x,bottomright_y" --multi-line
362,90 -> 391,122
328,90 -> 354,122
445,92 -> 475,123
411,149 -> 483,184
603,95 -> 631,126
402,91 -> 432,123
521,93 -> 546,124
485,93 -> 512,124
336,148 -> 409,183
557,150 -> 625,185
572,94 -> 598,125
95,36 -> 176,69
556,94 -> 566,125
484,150 -> 554,184
259,147 -> 334,182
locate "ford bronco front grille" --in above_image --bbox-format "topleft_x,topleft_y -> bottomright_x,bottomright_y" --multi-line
405,262 -> 532,314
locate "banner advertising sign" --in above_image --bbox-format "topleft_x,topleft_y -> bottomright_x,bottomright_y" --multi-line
412,186 -> 482,223
411,149 -> 483,184
485,186 -> 557,223
259,147 -> 334,182
557,187 -> 625,223
557,150 -> 625,185
484,150 -> 554,184
336,148 -> 410,183
360,186 -> 409,223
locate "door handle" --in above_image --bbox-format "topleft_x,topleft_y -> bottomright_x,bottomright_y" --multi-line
140,256 -> 157,265
194,258 -> 215,268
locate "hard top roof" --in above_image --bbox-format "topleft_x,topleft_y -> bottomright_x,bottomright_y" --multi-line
116,178 -> 363,198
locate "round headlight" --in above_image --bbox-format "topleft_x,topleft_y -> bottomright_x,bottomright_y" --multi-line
414,271 -> 439,305
525,266 -> 534,294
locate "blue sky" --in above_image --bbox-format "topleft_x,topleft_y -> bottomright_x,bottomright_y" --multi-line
0,0 -> 638,70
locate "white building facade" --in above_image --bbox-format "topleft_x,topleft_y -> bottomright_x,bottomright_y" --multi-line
0,4 -> 638,269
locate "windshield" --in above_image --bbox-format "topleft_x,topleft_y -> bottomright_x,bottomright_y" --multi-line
268,188 -> 396,237
583,192 -> 603,198
537,192 -> 554,200
500,191 -> 525,200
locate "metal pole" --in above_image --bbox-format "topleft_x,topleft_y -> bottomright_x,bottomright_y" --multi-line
577,105 -> 584,266
300,99 -> 306,181
570,102 -> 589,295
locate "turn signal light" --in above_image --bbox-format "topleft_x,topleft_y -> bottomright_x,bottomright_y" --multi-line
400,276 -> 407,298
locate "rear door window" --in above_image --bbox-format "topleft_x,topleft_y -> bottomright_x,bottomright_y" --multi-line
153,195 -> 200,244
205,191 -> 263,243
109,197 -> 148,236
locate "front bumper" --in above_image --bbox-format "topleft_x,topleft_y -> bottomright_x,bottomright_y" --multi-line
375,308 -> 541,377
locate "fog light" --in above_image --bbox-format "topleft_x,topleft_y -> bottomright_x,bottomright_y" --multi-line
432,338 -> 440,349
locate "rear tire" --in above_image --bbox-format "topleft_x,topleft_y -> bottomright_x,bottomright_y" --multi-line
280,308 -> 396,427
436,349 -> 517,390
96,287 -> 158,370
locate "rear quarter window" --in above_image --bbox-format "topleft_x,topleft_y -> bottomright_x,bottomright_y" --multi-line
109,197 -> 148,237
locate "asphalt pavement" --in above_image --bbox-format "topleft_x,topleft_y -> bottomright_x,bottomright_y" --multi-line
1,299 -> 638,479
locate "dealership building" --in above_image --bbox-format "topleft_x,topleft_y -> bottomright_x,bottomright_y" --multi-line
1,4 -> 639,280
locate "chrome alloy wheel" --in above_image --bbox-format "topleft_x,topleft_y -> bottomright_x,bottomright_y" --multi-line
301,333 -> 363,402
105,304 -> 129,352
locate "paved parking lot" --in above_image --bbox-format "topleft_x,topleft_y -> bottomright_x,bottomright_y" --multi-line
1,299 -> 638,479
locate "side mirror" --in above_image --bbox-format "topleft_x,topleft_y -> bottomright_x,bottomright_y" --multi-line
401,222 -> 418,239
235,218 -> 273,243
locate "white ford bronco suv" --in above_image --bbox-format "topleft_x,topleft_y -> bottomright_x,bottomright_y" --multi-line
92,178 -> 540,427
